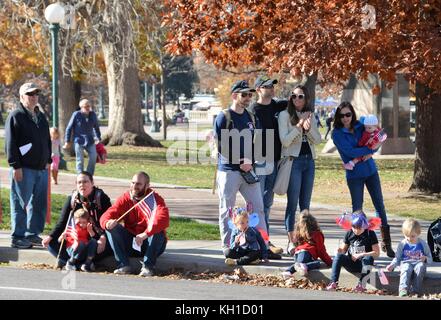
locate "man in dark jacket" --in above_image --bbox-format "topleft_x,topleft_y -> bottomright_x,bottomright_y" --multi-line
249,75 -> 287,255
5,82 -> 52,249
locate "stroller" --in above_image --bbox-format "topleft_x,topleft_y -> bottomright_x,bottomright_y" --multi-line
428,217 -> 441,262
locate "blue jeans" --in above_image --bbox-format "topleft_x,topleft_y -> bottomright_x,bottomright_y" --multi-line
74,143 -> 97,175
399,261 -> 426,294
346,171 -> 388,226
286,250 -> 321,273
257,162 -> 277,234
66,239 -> 98,265
48,236 -> 113,265
10,168 -> 48,239
285,154 -> 315,232
106,224 -> 166,269
331,253 -> 374,282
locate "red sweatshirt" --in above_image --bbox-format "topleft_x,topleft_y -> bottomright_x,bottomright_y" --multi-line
294,230 -> 332,266
100,189 -> 169,237
66,225 -> 90,248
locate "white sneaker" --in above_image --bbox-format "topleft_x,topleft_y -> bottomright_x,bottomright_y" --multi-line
294,262 -> 308,276
139,267 -> 155,277
281,271 -> 294,279
113,265 -> 132,275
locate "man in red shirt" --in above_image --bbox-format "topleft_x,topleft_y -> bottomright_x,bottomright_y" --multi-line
100,172 -> 169,276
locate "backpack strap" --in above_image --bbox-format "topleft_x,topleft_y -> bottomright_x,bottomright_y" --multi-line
222,109 -> 232,129
70,190 -> 80,210
93,188 -> 103,211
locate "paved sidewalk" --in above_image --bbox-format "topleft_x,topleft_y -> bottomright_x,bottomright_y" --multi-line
1,168 -> 440,295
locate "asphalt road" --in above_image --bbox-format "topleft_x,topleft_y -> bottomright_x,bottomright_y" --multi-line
0,266 -> 397,300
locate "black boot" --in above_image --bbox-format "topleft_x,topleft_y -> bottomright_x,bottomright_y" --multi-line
380,225 -> 395,258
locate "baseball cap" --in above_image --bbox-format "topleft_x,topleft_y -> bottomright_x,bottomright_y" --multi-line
254,75 -> 278,88
231,80 -> 256,94
19,83 -> 40,96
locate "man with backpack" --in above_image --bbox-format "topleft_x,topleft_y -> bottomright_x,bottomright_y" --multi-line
214,80 -> 280,260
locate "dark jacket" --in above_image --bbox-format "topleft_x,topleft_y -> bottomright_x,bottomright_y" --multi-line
49,187 -> 112,241
249,99 -> 287,163
5,104 -> 51,170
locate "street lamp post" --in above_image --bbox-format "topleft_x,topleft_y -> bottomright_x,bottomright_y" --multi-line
98,85 -> 105,119
150,83 -> 160,132
144,81 -> 151,125
44,3 -> 65,128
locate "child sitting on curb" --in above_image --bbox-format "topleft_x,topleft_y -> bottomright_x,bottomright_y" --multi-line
59,208 -> 97,272
225,207 -> 268,266
282,210 -> 332,278
326,211 -> 380,292
386,218 -> 432,297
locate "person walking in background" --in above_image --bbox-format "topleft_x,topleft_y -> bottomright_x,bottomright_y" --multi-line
324,112 -> 334,140
50,127 -> 61,184
64,99 -> 101,175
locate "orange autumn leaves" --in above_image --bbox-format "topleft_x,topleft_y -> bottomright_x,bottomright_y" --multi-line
163,0 -> 441,91
0,10 -> 45,85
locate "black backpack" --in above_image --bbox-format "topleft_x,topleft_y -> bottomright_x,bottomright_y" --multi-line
427,217 -> 441,262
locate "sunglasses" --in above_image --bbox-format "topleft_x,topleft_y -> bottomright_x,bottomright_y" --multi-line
291,94 -> 305,100
261,85 -> 274,89
240,92 -> 253,98
339,112 -> 353,118
25,92 -> 39,96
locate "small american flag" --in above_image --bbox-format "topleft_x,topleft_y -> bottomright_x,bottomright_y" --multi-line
138,191 -> 157,232
65,214 -> 78,242
374,129 -> 387,143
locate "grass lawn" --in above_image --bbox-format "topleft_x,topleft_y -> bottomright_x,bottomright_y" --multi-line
0,188 -> 219,240
1,127 -> 439,222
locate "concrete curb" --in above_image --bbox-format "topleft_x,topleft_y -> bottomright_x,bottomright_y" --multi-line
1,245 -> 440,295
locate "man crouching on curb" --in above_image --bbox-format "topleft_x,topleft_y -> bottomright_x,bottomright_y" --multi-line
100,171 -> 169,276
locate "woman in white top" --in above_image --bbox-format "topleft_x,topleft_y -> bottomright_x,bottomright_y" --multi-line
278,85 -> 322,246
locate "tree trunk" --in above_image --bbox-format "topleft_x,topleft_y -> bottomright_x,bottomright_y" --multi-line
99,1 -> 161,147
409,82 -> 441,193
58,67 -> 79,142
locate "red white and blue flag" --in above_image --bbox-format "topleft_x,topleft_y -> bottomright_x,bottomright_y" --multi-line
138,191 -> 157,233
65,214 -> 78,248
